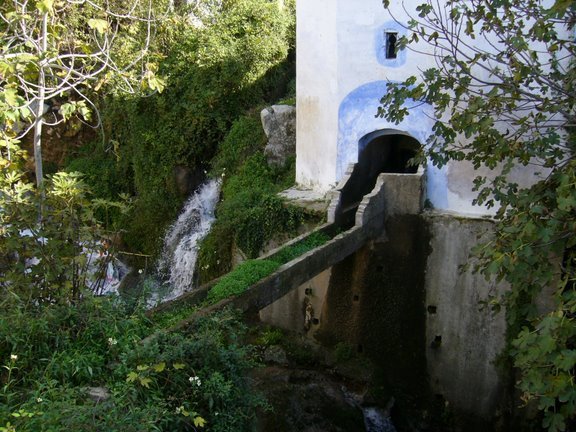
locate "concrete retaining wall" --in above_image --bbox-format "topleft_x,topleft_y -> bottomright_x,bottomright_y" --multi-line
261,211 -> 510,428
424,213 -> 508,424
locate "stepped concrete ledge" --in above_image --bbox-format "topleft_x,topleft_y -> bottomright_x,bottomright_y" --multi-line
278,187 -> 330,213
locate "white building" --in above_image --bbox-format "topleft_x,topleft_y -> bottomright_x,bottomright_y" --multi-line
295,0 -> 549,215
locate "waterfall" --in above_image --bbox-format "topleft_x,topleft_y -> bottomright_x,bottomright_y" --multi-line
156,178 -> 221,301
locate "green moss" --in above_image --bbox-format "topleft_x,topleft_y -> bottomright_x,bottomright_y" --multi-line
204,231 -> 331,305
270,231 -> 330,265
211,113 -> 267,176
206,259 -> 280,304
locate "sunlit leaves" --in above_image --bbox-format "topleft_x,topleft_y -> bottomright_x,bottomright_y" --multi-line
0,0 -> 167,185
379,0 -> 576,429
59,100 -> 91,121
87,18 -> 109,34
194,416 -> 207,428
36,0 -> 54,14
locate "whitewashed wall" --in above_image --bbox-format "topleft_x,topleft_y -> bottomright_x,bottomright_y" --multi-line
295,0 -> 555,215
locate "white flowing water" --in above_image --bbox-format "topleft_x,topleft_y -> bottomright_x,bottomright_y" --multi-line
156,178 -> 221,301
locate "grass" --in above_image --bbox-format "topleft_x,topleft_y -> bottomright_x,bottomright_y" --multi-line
206,231 -> 331,305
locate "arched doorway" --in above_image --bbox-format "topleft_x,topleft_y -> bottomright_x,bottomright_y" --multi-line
357,129 -> 421,176
338,129 -> 422,216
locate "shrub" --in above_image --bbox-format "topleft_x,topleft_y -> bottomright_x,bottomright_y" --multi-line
0,298 -> 266,432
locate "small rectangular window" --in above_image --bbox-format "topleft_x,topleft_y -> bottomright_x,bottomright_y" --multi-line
385,32 -> 398,59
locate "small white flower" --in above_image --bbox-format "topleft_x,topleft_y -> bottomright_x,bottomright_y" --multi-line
138,269 -> 143,274
188,376 -> 201,386
175,406 -> 183,414
37,397 -> 43,403
107,337 -> 118,346
10,354 -> 17,361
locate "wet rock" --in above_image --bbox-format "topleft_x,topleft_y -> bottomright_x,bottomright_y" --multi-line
252,366 -> 366,432
264,345 -> 289,365
363,406 -> 397,432
173,165 -> 203,197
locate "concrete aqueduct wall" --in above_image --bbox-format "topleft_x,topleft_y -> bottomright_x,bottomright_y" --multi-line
261,169 -> 511,428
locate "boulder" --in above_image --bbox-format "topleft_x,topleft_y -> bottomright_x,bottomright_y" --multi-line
260,105 -> 296,168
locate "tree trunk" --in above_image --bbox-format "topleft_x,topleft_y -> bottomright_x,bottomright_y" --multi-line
33,12 -> 48,188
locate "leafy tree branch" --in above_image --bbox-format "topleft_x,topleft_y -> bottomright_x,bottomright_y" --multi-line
0,0 -> 167,186
378,0 -> 575,430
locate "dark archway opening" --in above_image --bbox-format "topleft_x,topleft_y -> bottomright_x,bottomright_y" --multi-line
338,131 -> 421,218
357,131 -> 421,177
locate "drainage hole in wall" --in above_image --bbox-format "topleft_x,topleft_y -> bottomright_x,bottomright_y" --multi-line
427,305 -> 437,314
430,335 -> 442,349
312,318 -> 319,325
353,294 -> 360,302
305,288 -> 313,296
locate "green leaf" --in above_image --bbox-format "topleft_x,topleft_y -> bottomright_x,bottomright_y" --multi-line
139,377 -> 152,388
153,362 -> 166,372
194,416 -> 207,428
126,371 -> 138,382
556,350 -> 576,372
59,103 -> 75,120
36,0 -> 54,13
87,18 -> 109,35
543,412 -> 566,432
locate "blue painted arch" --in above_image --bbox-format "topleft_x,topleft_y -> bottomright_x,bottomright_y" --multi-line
337,80 -> 448,209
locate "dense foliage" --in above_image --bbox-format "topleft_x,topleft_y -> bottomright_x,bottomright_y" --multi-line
0,299 -> 264,431
378,0 -> 575,429
0,0 -> 167,186
0,142 -> 266,431
1,1 -> 297,431
87,0 -> 296,255
0,139 -> 129,304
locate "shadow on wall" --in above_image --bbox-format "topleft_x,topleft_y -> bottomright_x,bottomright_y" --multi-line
315,216 -> 431,430
339,130 -> 421,213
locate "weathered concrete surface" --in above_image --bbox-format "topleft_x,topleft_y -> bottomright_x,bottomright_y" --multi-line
259,269 -> 331,334
378,172 -> 425,217
424,213 -> 508,424
227,225 -> 369,314
328,165 -> 424,226
314,216 -> 431,431
262,193 -> 509,428
278,187 -> 330,214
